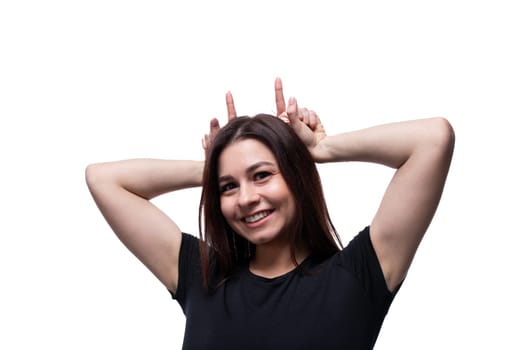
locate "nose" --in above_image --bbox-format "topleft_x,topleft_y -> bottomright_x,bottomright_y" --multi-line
238,183 -> 260,208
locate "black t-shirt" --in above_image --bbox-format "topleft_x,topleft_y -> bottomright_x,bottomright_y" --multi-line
172,227 -> 398,349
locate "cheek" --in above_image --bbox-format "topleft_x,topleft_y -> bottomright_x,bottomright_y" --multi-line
284,197 -> 297,219
268,184 -> 296,218
280,185 -> 296,213
269,181 -> 294,204
220,197 -> 235,220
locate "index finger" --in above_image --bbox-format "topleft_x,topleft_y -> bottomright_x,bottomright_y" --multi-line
226,91 -> 237,121
275,77 -> 286,116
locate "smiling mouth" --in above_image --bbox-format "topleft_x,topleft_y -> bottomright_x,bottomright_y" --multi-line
243,210 -> 274,223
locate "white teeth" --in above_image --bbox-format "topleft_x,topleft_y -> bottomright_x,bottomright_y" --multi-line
244,211 -> 271,223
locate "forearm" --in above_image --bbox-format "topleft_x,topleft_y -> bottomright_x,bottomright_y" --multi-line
314,117 -> 454,168
85,159 -> 204,199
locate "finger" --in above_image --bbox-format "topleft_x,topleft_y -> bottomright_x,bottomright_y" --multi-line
306,110 -> 318,131
210,118 -> 220,129
209,118 -> 220,140
274,77 -> 286,116
202,134 -> 210,150
226,91 -> 237,121
286,97 -> 298,122
286,97 -> 303,129
277,112 -> 290,124
301,107 -> 309,124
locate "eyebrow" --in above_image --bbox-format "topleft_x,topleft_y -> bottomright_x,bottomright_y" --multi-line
218,161 -> 276,183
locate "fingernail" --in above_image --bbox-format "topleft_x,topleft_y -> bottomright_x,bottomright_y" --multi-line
278,113 -> 290,124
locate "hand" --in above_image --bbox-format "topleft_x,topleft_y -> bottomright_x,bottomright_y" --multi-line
278,96 -> 327,159
201,91 -> 237,155
202,78 -> 287,155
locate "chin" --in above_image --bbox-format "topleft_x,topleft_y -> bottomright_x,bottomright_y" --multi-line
243,230 -> 284,246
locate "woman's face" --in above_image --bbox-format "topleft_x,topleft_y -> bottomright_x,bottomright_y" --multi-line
218,138 -> 296,246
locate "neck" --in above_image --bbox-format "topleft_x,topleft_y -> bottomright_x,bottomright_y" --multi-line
249,240 -> 308,278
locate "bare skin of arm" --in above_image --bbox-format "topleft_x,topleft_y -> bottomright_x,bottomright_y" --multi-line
85,159 -> 203,293
282,98 -> 455,292
86,85 -> 281,294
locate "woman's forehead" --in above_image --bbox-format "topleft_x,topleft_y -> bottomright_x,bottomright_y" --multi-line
218,139 -> 277,176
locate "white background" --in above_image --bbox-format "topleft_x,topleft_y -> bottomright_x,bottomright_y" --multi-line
1,1 -> 524,349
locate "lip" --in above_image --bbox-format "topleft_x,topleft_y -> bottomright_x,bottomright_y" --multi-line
241,209 -> 274,227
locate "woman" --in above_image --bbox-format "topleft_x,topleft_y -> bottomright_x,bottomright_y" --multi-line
86,78 -> 454,349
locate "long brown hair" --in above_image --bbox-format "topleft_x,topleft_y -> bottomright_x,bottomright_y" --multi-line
199,114 -> 341,288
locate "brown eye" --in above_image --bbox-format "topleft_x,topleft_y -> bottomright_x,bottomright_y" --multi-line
254,171 -> 272,181
220,182 -> 236,193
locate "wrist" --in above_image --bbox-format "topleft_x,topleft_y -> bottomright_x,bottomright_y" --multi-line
311,139 -> 332,163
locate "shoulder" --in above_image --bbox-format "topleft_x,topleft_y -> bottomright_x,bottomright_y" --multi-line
340,226 -> 374,265
179,232 -> 201,266
171,233 -> 202,300
181,232 -> 200,248
337,226 -> 398,299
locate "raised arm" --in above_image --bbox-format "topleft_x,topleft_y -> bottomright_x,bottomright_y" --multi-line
284,98 -> 455,292
85,159 -> 203,293
86,89 -> 245,293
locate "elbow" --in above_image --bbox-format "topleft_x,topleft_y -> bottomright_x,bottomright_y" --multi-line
428,117 -> 455,158
85,162 -> 111,190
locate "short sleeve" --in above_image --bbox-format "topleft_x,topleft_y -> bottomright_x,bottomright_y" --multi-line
170,233 -> 201,307
339,226 -> 398,308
